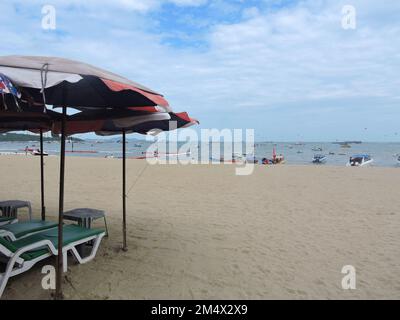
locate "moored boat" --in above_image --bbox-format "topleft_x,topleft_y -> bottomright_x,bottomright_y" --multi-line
346,154 -> 374,167
31,149 -> 48,156
312,154 -> 327,164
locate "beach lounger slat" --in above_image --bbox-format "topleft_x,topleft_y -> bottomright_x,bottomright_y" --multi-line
0,220 -> 58,240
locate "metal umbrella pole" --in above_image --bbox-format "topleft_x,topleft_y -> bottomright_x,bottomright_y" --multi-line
55,105 -> 67,299
39,128 -> 46,220
122,129 -> 127,251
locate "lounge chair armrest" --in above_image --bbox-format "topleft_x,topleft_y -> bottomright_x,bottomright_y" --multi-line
0,230 -> 16,241
14,239 -> 57,258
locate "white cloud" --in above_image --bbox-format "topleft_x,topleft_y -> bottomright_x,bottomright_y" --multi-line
1,0 -> 400,139
242,7 -> 261,19
169,0 -> 208,6
10,0 -> 208,13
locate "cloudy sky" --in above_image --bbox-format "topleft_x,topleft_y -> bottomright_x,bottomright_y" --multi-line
1,0 -> 399,141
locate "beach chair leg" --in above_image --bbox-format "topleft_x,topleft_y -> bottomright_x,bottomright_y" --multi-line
0,256 -> 20,298
70,234 -> 105,265
28,203 -> 32,221
0,273 -> 9,298
104,217 -> 109,237
63,251 -> 68,273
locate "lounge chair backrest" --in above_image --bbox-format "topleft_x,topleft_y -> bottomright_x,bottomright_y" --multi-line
0,236 -> 17,253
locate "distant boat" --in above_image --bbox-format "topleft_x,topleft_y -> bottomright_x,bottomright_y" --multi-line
271,147 -> 285,164
297,150 -> 303,154
312,154 -> 327,164
333,141 -> 362,145
311,147 -> 323,152
144,151 -> 192,159
66,150 -> 98,154
341,143 -> 351,148
329,152 -> 335,155
32,150 -> 48,156
225,153 -> 246,163
346,154 -> 374,167
272,155 -> 285,164
397,155 -> 400,165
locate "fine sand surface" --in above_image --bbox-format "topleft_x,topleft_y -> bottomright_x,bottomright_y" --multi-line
0,155 -> 399,300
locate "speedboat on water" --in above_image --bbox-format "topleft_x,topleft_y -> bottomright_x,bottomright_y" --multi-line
346,154 -> 374,167
31,149 -> 48,156
210,153 -> 245,163
312,154 -> 327,164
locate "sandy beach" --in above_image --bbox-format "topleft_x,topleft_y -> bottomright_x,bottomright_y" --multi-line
0,155 -> 399,300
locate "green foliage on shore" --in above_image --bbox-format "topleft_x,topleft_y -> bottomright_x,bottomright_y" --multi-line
0,133 -> 83,142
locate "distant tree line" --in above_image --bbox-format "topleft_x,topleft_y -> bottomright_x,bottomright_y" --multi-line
0,133 -> 83,142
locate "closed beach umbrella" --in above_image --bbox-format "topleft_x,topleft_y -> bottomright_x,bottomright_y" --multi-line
0,55 -> 171,299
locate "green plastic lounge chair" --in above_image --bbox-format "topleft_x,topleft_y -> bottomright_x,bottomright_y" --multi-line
0,216 -> 17,227
0,224 -> 106,298
0,220 -> 58,240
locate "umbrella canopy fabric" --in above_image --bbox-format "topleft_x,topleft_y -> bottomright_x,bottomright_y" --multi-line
102,111 -> 199,136
52,110 -> 171,135
131,112 -> 199,136
0,110 -> 59,133
51,110 -> 198,136
0,56 -> 169,110
1,74 -> 61,132
0,79 -> 51,132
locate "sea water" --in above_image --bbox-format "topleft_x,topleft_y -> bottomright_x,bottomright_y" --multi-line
0,141 -> 399,168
